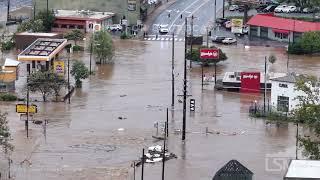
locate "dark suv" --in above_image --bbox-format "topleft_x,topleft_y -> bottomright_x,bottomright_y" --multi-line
263,5 -> 277,12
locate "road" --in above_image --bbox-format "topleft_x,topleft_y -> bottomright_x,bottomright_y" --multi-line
148,0 -> 223,38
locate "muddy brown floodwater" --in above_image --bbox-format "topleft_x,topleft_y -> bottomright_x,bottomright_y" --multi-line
1,40 -> 320,180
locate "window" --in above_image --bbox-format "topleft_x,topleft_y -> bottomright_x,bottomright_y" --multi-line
78,25 -> 84,29
277,96 -> 289,112
260,27 -> 268,38
53,23 -> 58,28
89,24 -> 93,29
250,26 -> 258,37
61,24 -> 67,28
69,25 -> 75,29
279,83 -> 288,88
275,32 -> 288,39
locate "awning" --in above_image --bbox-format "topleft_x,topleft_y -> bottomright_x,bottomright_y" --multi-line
54,20 -> 86,26
272,28 -> 289,34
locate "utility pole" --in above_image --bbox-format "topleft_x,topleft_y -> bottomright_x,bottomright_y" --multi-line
89,41 -> 93,75
264,57 -> 267,115
141,148 -> 145,180
171,33 -> 175,109
190,15 -> 194,68
222,0 -> 225,18
26,76 -> 29,138
46,0 -> 49,16
161,123 -> 166,180
287,37 -> 290,73
182,17 -> 188,141
68,48 -> 71,104
33,1 -> 36,20
166,108 -> 169,137
296,123 -> 299,160
7,0 -> 10,21
214,62 -> 217,84
214,0 -> 217,34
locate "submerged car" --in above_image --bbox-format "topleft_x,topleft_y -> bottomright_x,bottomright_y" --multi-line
159,24 -> 169,33
222,38 -> 237,44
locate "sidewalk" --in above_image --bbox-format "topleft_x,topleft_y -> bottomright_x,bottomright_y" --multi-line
142,0 -> 177,33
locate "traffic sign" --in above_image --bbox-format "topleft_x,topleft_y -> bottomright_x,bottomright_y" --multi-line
16,104 -> 38,113
200,48 -> 219,59
190,99 -> 195,111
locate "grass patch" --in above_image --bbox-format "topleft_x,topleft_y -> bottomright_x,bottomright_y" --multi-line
0,93 -> 18,101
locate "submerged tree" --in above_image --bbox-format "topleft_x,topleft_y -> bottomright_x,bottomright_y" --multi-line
71,61 -> 89,88
0,112 -> 13,153
92,30 -> 114,64
65,29 -> 84,46
293,75 -> 320,159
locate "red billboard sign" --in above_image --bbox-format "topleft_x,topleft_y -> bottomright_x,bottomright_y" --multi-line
240,72 -> 261,93
200,48 -> 219,59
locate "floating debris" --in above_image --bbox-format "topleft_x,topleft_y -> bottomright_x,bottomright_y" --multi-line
118,128 -> 125,131
136,145 -> 177,166
120,95 -> 127,97
118,116 -> 127,120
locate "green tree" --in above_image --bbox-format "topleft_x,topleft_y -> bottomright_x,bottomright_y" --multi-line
0,112 -> 13,153
92,30 -> 114,64
65,29 -> 84,46
49,73 -> 67,101
186,45 -> 227,66
17,19 -> 45,32
293,75 -> 320,159
28,71 -> 66,102
71,61 -> 89,88
36,10 -> 55,32
289,31 -> 320,55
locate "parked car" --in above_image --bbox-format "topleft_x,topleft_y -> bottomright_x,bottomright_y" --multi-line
242,26 -> 249,34
283,5 -> 296,13
229,5 -> 239,11
274,5 -> 288,12
159,24 -> 169,33
238,5 -> 246,12
263,5 -> 277,12
222,38 -> 237,44
256,4 -> 268,12
224,21 -> 232,29
211,36 -> 226,43
107,24 -> 122,31
216,18 -> 228,25
302,7 -> 314,13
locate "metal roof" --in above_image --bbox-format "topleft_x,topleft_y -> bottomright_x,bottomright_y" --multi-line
247,14 -> 320,33
18,38 -> 67,61
271,73 -> 297,83
213,160 -> 253,179
285,160 -> 320,178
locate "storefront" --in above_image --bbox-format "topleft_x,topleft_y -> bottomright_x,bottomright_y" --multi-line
247,14 -> 320,42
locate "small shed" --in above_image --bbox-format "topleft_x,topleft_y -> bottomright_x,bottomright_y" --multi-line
213,160 -> 253,180
284,160 -> 320,180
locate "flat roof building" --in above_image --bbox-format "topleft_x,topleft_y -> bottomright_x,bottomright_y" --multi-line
53,10 -> 115,33
18,38 -> 68,74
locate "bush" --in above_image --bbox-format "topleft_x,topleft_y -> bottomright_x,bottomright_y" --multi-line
120,32 -> 131,39
72,45 -> 84,52
0,93 -> 17,101
288,31 -> 320,55
1,41 -> 15,51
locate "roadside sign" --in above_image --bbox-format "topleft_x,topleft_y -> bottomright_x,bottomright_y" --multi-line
231,19 -> 243,34
200,48 -> 219,59
190,99 -> 195,111
16,104 -> 38,113
53,61 -> 65,76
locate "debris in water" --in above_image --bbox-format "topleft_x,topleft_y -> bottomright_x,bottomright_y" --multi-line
120,95 -> 127,97
118,128 -> 125,131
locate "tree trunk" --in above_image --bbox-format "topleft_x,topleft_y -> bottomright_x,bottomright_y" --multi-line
243,5 -> 249,24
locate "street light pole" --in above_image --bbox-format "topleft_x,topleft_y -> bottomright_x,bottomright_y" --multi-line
296,123 -> 299,160
7,0 -> 10,21
182,17 -> 188,141
171,32 -> 175,109
264,56 -> 267,115
26,76 -> 29,138
222,0 -> 225,18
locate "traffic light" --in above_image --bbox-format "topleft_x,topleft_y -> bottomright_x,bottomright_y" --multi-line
190,99 -> 195,111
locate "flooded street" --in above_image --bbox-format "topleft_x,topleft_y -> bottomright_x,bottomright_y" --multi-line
2,40 -> 320,180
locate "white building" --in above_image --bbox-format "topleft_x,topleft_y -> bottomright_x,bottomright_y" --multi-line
271,73 -> 305,112
284,160 -> 320,180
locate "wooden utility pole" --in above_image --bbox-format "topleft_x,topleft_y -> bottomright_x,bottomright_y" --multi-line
182,17 -> 188,141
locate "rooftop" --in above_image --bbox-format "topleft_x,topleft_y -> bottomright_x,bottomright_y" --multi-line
271,73 -> 297,83
285,160 -> 320,178
18,38 -> 67,61
54,10 -> 115,21
247,14 -> 320,33
213,159 -> 253,179
16,32 -> 60,37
